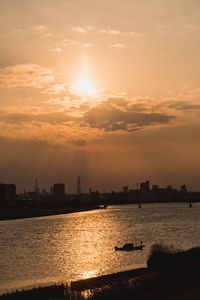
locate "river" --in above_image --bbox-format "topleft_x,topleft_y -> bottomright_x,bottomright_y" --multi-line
0,203 -> 199,294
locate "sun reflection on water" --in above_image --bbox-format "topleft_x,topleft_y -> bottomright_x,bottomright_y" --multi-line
79,270 -> 100,279
1,204 -> 200,295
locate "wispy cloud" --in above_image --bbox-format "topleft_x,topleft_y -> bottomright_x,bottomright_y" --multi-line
72,26 -> 92,33
99,29 -> 140,37
82,43 -> 94,48
99,29 -> 121,35
109,43 -> 126,48
62,39 -> 77,46
166,101 -> 200,111
0,64 -> 54,88
48,47 -> 63,53
43,83 -> 68,95
30,25 -> 48,35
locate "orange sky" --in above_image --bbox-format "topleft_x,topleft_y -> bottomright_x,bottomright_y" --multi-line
1,0 -> 200,192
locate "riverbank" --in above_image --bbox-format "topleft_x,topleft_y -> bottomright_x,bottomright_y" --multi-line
1,245 -> 200,299
0,204 -> 101,221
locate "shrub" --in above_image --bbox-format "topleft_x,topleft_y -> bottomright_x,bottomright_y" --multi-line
147,243 -> 178,269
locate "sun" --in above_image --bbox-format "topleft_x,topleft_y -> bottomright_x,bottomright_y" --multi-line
74,77 -> 95,96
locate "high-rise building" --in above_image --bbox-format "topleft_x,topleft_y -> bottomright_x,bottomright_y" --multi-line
123,186 -> 128,193
180,185 -> 187,193
0,183 -> 16,203
152,185 -> 158,191
140,181 -> 150,191
35,178 -> 40,194
53,183 -> 65,202
77,176 -> 81,194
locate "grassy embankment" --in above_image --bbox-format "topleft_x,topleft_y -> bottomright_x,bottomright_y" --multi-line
1,244 -> 200,299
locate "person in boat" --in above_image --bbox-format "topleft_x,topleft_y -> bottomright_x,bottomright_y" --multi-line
140,240 -> 143,246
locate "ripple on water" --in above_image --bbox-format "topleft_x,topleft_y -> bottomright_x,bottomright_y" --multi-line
0,203 -> 199,294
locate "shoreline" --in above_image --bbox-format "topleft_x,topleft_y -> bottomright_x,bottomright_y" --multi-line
0,267 -> 147,298
0,205 -> 101,221
1,247 -> 200,299
70,266 -> 147,291
0,201 -> 197,222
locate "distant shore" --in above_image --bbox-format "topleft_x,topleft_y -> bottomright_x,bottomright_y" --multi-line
0,204 -> 101,221
0,201 -> 198,221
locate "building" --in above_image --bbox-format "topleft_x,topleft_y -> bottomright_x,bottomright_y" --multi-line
152,185 -> 159,191
0,183 -> 16,204
123,186 -> 129,193
35,178 -> 40,194
140,181 -> 150,191
53,183 -> 65,202
180,185 -> 187,193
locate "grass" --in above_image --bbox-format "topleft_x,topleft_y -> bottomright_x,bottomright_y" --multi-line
1,244 -> 200,299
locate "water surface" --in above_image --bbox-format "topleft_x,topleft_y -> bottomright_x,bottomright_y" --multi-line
0,203 -> 199,294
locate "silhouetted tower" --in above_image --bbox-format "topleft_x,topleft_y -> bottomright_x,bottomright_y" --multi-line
77,176 -> 81,195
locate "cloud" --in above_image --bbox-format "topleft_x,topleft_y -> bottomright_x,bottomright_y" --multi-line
83,43 -> 94,48
0,95 -> 175,147
30,25 -> 48,35
72,27 -> 86,33
67,137 -> 86,146
83,98 -> 174,132
99,29 -> 140,37
109,43 -> 126,48
72,26 -> 92,33
8,25 -> 51,39
166,101 -> 200,111
62,39 -> 77,46
48,48 -> 63,53
0,64 -> 54,88
43,83 -> 67,95
99,29 -> 121,35
0,110 -> 76,125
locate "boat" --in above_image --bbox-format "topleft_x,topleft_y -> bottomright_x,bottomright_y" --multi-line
115,243 -> 145,251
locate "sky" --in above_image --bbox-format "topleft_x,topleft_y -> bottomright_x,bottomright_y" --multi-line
1,0 -> 200,193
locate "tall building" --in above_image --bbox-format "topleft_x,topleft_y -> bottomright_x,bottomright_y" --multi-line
123,186 -> 128,193
35,178 -> 40,194
77,176 -> 81,194
53,183 -> 65,202
152,185 -> 158,191
180,185 -> 187,193
140,181 -> 150,191
0,183 -> 16,204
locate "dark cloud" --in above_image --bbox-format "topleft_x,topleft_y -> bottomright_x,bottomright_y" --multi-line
0,97 -> 175,145
83,99 -> 174,132
0,110 -> 76,125
67,137 -> 86,146
167,101 -> 200,111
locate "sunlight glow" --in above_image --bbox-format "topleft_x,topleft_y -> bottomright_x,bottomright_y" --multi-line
74,77 -> 95,96
79,270 -> 99,279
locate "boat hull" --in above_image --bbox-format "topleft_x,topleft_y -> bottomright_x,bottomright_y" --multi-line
115,245 -> 144,251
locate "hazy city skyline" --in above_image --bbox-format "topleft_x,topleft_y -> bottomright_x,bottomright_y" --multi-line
0,177 -> 191,195
1,0 -> 200,192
